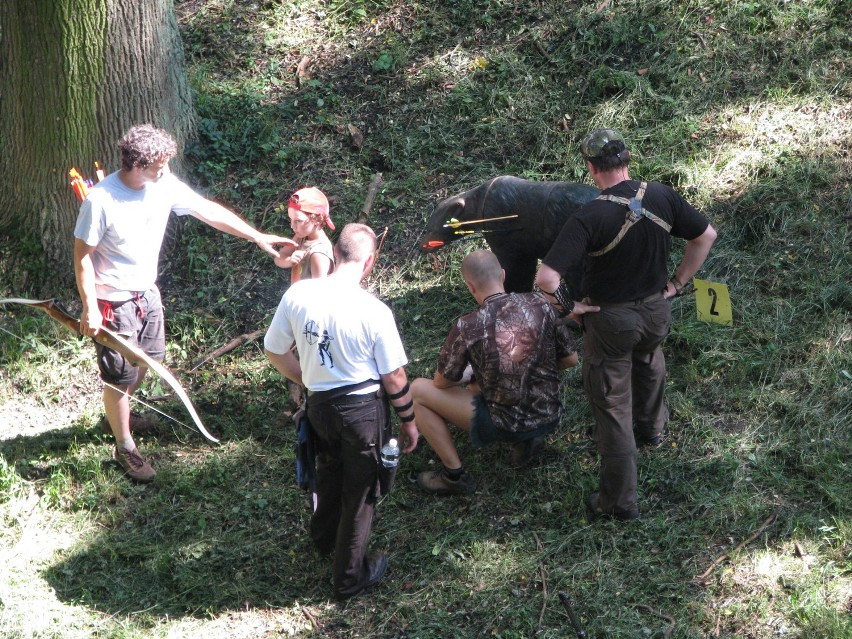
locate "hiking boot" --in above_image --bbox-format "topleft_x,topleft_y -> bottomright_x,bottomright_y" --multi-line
508,435 -> 546,468
113,446 -> 156,482
585,492 -> 640,521
335,551 -> 389,601
635,430 -> 664,448
100,411 -> 159,436
362,550 -> 388,590
417,468 -> 476,495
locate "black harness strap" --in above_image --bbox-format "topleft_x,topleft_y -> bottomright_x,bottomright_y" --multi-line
588,182 -> 672,257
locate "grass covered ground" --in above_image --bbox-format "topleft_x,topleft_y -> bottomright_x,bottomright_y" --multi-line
1,0 -> 850,637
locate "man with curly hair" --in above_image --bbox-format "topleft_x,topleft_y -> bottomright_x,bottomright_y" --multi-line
74,123 -> 296,482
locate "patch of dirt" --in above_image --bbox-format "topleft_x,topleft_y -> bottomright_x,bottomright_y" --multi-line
0,376 -> 101,442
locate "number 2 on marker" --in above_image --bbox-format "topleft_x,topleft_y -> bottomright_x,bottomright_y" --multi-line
708,287 -> 720,316
694,278 -> 732,325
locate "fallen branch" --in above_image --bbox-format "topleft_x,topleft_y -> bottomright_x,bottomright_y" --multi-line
637,605 -> 676,639
301,606 -> 320,629
533,39 -> 556,65
376,226 -> 389,258
694,509 -> 781,582
190,328 -> 266,371
357,173 -> 383,223
558,592 -> 587,639
532,531 -> 548,631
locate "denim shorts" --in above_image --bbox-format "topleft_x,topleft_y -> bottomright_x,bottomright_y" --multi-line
469,395 -> 558,448
95,287 -> 166,385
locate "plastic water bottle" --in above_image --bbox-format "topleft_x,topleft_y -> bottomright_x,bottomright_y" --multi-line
381,438 -> 400,468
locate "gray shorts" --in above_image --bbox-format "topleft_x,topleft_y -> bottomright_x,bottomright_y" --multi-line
469,395 -> 558,449
95,287 -> 166,385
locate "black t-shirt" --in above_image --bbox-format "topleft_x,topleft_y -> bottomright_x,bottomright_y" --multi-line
542,180 -> 709,303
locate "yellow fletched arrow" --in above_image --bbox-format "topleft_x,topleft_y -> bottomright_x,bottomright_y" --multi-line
443,214 -> 518,229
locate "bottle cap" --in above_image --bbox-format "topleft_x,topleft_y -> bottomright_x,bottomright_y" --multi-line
388,438 -> 398,447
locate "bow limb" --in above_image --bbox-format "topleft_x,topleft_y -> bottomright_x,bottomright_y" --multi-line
97,326 -> 220,444
375,226 -> 389,260
0,298 -> 220,444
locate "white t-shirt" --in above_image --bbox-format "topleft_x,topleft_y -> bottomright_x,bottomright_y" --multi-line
74,171 -> 209,300
265,276 -> 408,392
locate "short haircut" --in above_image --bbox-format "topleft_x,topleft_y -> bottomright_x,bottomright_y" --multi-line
334,224 -> 376,264
119,124 -> 178,171
461,250 -> 503,288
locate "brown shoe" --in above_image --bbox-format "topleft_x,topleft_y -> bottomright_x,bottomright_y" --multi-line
100,411 -> 159,435
585,492 -> 640,521
417,468 -> 476,495
113,446 -> 156,482
508,435 -> 546,468
635,430 -> 665,448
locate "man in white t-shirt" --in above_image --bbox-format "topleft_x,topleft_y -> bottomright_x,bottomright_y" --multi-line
265,223 -> 418,601
74,124 -> 295,482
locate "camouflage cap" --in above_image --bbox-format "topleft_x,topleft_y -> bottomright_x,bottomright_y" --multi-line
580,128 -> 626,158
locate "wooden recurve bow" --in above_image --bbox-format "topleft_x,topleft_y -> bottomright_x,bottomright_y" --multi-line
0,298 -> 219,444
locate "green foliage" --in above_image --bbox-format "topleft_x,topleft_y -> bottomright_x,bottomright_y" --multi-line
0,455 -> 23,503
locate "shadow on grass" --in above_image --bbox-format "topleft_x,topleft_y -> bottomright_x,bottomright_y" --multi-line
39,452 -> 327,618
0,354 -> 847,637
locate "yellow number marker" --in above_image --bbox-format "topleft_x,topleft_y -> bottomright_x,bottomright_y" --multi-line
693,278 -> 732,326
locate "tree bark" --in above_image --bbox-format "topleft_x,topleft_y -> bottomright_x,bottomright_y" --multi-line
0,0 -> 195,294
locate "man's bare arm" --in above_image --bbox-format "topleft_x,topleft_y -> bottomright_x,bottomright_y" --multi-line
663,224 -> 718,299
536,264 -> 600,321
381,366 -> 419,453
190,201 -> 297,258
558,352 -> 579,370
264,349 -> 303,386
73,239 -> 102,336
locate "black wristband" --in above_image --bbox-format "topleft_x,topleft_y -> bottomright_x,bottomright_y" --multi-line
537,283 -> 575,316
399,412 -> 415,422
393,399 -> 414,414
387,382 -> 410,400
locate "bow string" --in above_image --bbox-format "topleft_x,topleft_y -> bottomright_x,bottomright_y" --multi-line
0,298 -> 219,444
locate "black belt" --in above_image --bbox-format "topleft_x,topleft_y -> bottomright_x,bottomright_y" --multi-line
588,291 -> 665,308
319,392 -> 380,406
307,379 -> 381,406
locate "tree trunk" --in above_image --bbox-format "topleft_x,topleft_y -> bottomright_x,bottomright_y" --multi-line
0,0 -> 195,294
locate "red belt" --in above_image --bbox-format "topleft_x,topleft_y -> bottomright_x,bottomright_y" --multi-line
97,292 -> 145,322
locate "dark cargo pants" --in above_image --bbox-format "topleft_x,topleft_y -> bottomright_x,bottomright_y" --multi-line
307,393 -> 390,599
582,298 -> 671,516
